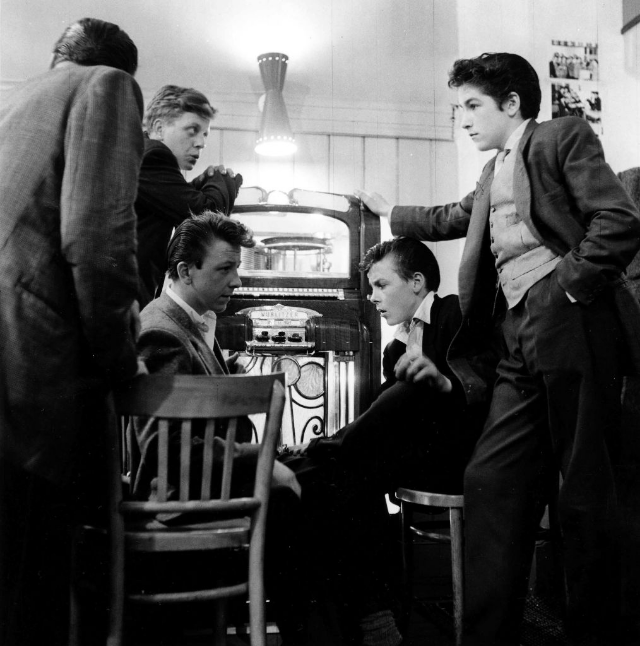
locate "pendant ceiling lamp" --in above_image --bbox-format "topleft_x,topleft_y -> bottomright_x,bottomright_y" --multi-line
255,52 -> 297,156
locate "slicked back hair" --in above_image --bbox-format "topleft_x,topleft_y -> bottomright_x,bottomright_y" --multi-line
143,85 -> 216,133
448,52 -> 541,119
166,211 -> 255,281
51,17 -> 138,76
360,237 -> 440,292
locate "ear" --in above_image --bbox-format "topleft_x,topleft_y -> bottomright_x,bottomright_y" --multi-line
411,271 -> 426,294
149,118 -> 165,140
176,261 -> 192,284
503,92 -> 521,117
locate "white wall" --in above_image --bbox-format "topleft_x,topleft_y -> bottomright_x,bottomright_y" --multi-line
454,0 -> 639,179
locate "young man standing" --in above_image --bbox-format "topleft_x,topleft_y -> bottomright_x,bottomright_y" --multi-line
136,85 -> 243,306
357,52 -> 640,645
0,18 -> 144,645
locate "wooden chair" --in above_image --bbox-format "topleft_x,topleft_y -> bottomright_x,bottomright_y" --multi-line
395,488 -> 465,646
70,373 -> 286,646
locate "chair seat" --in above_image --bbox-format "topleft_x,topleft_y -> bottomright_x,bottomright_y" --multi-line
396,487 -> 464,508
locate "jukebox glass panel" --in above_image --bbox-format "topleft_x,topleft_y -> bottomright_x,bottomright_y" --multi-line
232,211 -> 350,278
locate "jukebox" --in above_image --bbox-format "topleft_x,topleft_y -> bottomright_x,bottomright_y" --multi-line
216,187 -> 381,446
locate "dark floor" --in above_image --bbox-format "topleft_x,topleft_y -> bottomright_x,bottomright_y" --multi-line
128,516 -> 568,646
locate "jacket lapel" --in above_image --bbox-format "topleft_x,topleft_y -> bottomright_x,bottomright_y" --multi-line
458,163 -> 494,315
514,120 -> 546,245
160,293 -> 226,375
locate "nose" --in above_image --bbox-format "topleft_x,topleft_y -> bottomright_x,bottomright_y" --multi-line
230,269 -> 242,289
460,110 -> 472,130
195,133 -> 206,149
370,289 -> 380,304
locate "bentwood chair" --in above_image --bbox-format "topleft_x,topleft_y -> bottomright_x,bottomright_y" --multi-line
70,373 -> 286,646
395,488 -> 465,646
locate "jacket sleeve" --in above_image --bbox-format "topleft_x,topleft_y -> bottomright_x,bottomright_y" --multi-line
60,68 -> 143,383
138,145 -> 243,225
137,327 -> 195,376
544,118 -> 640,303
389,190 -> 475,241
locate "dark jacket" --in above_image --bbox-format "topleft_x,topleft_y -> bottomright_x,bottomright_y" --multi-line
135,138 -> 242,306
391,117 -> 640,403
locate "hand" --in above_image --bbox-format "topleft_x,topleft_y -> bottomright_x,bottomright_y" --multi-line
354,189 -> 393,219
271,460 -> 302,498
394,352 -> 452,393
201,164 -> 234,178
225,352 -> 246,374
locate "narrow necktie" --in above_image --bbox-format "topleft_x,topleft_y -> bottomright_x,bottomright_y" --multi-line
494,148 -> 511,175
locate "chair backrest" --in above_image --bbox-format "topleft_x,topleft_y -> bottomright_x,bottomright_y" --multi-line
113,373 -> 286,516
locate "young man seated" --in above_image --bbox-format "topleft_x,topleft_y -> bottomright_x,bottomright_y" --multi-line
288,236 -> 491,646
134,210 -> 307,645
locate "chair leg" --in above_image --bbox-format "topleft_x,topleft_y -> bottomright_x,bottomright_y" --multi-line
213,598 -> 228,646
449,507 -> 464,646
399,501 -> 414,633
69,532 -> 81,646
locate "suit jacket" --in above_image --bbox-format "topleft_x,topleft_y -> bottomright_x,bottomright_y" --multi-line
135,138 -> 243,306
307,294 -> 482,492
391,117 -> 640,403
0,63 -> 143,484
137,292 -> 228,377
134,292 -> 255,500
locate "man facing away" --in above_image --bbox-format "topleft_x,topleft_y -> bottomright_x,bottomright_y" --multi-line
0,17 -> 144,646
357,52 -> 640,645
136,85 -> 243,306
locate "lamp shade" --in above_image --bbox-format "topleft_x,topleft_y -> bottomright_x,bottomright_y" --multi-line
255,53 -> 296,156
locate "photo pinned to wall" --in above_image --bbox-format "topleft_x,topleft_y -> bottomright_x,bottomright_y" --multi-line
549,40 -> 602,136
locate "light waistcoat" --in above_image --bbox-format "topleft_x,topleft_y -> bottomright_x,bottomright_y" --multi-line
489,148 -> 560,308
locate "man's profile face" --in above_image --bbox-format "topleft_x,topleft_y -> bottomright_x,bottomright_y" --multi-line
367,254 -> 422,327
457,83 -> 513,152
186,237 -> 242,314
155,111 -> 211,170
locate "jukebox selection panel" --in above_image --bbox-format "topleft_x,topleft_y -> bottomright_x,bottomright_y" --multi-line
218,188 -> 380,447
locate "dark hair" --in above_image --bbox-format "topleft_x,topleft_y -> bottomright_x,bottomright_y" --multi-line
448,52 -> 541,119
143,85 -> 216,133
359,237 -> 440,292
166,211 -> 255,280
50,18 -> 137,75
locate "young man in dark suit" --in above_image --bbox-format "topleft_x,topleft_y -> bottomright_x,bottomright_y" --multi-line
292,236 -> 488,646
0,18 -> 144,646
136,85 -> 243,306
357,52 -> 640,646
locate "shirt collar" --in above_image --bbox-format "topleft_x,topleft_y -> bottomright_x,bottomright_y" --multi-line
166,286 -> 217,329
502,118 -> 531,154
394,291 -> 435,343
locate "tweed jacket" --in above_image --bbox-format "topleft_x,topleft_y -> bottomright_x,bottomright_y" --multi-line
137,291 -> 228,377
0,63 -> 143,484
391,117 -> 640,403
135,138 -> 243,306
134,292 -> 243,500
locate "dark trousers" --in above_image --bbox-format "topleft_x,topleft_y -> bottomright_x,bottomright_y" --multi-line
463,273 -> 629,645
0,458 -> 73,646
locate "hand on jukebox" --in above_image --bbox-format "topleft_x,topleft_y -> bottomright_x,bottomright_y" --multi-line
354,189 -> 393,219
